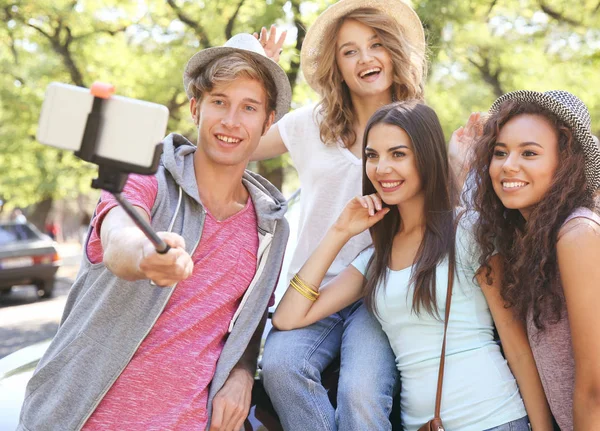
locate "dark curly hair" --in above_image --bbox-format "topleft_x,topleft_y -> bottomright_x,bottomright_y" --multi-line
468,100 -> 594,330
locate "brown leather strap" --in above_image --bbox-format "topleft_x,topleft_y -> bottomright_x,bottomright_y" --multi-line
433,245 -> 455,419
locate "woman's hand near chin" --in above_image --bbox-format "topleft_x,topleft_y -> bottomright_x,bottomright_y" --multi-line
253,24 -> 287,63
273,195 -> 384,331
332,194 -> 390,239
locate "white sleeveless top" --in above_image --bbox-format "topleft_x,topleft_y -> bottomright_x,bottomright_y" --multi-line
278,104 -> 371,284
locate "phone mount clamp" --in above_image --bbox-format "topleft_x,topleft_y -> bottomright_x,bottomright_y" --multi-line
74,82 -> 170,254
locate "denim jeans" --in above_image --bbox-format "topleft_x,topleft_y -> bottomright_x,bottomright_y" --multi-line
261,300 -> 399,431
484,416 -> 530,431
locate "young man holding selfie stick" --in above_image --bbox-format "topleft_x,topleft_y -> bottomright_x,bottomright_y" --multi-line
18,33 -> 291,431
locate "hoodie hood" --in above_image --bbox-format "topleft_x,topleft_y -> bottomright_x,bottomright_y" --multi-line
160,133 -> 287,233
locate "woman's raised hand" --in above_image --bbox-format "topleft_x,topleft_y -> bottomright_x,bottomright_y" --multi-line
333,194 -> 390,238
448,112 -> 487,186
253,25 -> 287,63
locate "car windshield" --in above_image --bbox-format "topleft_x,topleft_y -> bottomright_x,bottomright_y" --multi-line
0,224 -> 41,245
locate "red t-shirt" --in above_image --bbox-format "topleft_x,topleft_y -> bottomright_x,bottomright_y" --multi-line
82,174 -> 259,430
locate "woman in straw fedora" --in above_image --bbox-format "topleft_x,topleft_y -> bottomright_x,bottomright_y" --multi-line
468,90 -> 600,430
250,1 -> 429,429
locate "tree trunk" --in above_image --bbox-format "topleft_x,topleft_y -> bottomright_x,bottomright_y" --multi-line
28,197 -> 53,231
257,159 -> 284,191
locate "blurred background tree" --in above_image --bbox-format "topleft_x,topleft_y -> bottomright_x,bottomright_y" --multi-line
0,0 -> 598,230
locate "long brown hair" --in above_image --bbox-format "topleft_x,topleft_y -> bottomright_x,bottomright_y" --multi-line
314,8 -> 427,148
469,100 -> 595,330
362,102 -> 458,318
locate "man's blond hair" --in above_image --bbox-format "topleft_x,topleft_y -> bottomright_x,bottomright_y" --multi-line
188,51 -> 278,118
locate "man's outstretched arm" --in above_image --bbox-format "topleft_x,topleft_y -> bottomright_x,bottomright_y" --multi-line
101,205 -> 193,286
209,310 -> 268,431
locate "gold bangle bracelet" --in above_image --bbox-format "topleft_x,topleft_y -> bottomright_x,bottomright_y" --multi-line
291,281 -> 318,302
290,278 -> 318,300
293,274 -> 319,294
290,274 -> 319,301
292,274 -> 319,297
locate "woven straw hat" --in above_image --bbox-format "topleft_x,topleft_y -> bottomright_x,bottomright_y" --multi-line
300,0 -> 426,94
183,33 -> 291,122
490,90 -> 600,193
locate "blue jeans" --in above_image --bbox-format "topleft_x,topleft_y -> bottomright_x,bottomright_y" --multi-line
484,416 -> 530,431
261,300 -> 399,431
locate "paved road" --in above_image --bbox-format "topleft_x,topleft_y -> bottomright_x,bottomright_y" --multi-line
0,243 -> 81,359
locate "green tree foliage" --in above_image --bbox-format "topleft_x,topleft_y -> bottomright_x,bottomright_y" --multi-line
1,0 -> 599,224
418,0 -> 600,137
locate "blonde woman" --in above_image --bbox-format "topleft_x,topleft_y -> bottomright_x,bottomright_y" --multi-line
252,1 -> 427,429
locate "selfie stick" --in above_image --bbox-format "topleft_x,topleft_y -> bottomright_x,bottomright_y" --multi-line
75,82 -> 170,254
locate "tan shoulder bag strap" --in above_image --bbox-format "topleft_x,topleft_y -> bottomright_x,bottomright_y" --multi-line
433,248 -> 455,419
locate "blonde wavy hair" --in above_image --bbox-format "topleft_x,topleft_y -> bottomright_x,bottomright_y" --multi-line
314,8 -> 427,148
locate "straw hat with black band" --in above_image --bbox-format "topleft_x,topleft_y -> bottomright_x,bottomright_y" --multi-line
490,90 -> 600,193
300,0 -> 426,94
183,33 -> 292,122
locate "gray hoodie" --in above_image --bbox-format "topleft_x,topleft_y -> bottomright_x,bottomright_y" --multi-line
18,133 -> 289,431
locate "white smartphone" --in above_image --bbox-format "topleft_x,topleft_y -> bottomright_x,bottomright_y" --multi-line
37,82 -> 170,170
